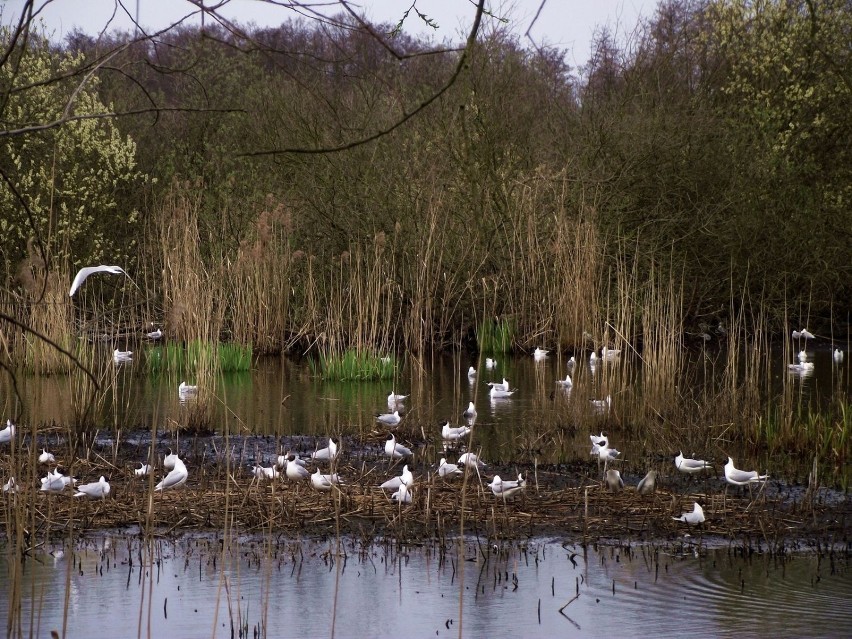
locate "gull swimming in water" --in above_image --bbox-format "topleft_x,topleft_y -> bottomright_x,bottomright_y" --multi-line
724,457 -> 768,486
590,395 -> 612,414
792,329 -> 815,340
376,410 -> 402,426
285,455 -> 311,481
533,347 -> 549,360
178,381 -> 198,395
145,328 -> 163,340
113,349 -> 133,364
834,348 -> 844,363
605,469 -> 624,493
675,451 -> 713,474
787,361 -> 815,374
68,265 -> 133,297
384,434 -> 412,460
556,373 -> 573,389
462,402 -> 477,421
673,502 -> 705,525
155,457 -> 188,491
441,421 -> 471,442
134,463 -> 153,477
458,452 -> 486,469
0,420 -> 15,444
387,391 -> 408,407
489,473 -> 526,500
797,349 -> 808,363
39,448 -> 56,464
485,357 -> 497,370
637,470 -> 658,495
438,458 -> 463,478
74,476 -> 111,499
163,448 -> 179,470
489,386 -> 515,399
311,437 -> 341,461
467,366 -> 477,380
311,469 -> 341,492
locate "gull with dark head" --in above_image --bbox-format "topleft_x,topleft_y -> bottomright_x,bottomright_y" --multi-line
384,434 -> 412,460
462,401 -> 477,421
285,454 -> 310,482
438,458 -> 463,478
155,457 -> 188,491
441,421 -> 471,442
675,451 -> 712,474
724,457 -> 768,486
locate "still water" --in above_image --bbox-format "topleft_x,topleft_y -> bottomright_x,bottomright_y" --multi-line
1,535 -> 849,639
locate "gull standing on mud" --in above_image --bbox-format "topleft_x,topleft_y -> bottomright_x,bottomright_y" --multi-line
556,373 -> 573,389
376,409 -> 402,426
285,454 -> 311,482
155,457 -> 188,491
724,457 -> 768,486
163,448 -> 179,470
605,469 -> 624,493
675,451 -> 713,474
673,502 -> 705,525
438,458 -> 463,478
311,437 -> 341,462
489,473 -> 526,500
384,434 -> 412,460
637,470 -> 658,495
3,477 -> 21,493
458,452 -> 486,470
134,463 -> 153,477
311,469 -> 341,492
68,265 -> 133,297
391,482 -> 413,504
380,464 -> 414,491
74,476 -> 111,499
253,464 -> 279,480
39,448 -> 56,464
441,422 -> 471,442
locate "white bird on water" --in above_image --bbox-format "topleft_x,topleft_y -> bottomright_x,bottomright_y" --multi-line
673,502 -> 705,526
311,437 -> 341,461
113,348 -> 133,364
438,458 -> 463,478
489,473 -> 526,500
590,395 -> 612,414
376,410 -> 402,426
834,348 -> 844,364
458,452 -> 486,469
0,420 -> 15,444
74,476 -> 111,499
792,329 -> 815,340
467,366 -> 477,381
797,349 -> 808,363
556,373 -> 573,389
675,451 -> 713,474
489,385 -> 515,399
311,469 -> 341,492
486,378 -> 510,392
441,422 -> 471,442
39,448 -> 56,464
145,328 -> 163,340
533,347 -> 549,360
387,391 -> 408,407
155,458 -> 188,491
462,402 -> 477,421
384,434 -> 412,460
485,357 -> 497,370
724,457 -> 768,486
69,265 -> 133,297
178,382 -> 198,398
134,463 -> 153,477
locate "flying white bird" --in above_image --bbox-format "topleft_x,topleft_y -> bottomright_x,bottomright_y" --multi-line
441,422 -> 471,442
462,401 -> 477,421
384,434 -> 412,460
376,410 -> 402,426
311,469 -> 341,491
724,457 -> 768,486
145,328 -> 163,340
673,502 -> 705,525
489,473 -> 526,500
533,347 -> 549,360
134,463 -> 153,477
113,349 -> 133,363
155,458 -> 188,491
74,476 -> 111,499
438,458 -> 463,478
163,448 -> 179,470
675,451 -> 713,474
485,357 -> 497,370
458,452 -> 486,469
792,329 -> 815,339
311,437 -> 341,461
285,455 -> 311,481
178,381 -> 198,398
605,469 -> 624,493
556,374 -> 573,389
590,395 -> 612,414
69,265 -> 133,297
833,348 -> 844,363
637,470 -> 658,495
39,448 -> 56,464
0,420 -> 15,444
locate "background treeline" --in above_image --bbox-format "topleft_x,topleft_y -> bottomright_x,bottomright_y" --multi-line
2,0 -> 850,358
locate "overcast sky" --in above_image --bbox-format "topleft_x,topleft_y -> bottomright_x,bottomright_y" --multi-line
7,0 -> 657,69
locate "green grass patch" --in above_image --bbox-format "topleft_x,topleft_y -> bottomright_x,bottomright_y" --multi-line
310,349 -> 396,381
477,317 -> 514,353
146,340 -> 252,373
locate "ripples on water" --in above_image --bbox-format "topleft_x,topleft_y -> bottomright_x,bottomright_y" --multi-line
0,536 -> 849,638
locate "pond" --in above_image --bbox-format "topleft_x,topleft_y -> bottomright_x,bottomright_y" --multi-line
1,534 -> 849,639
